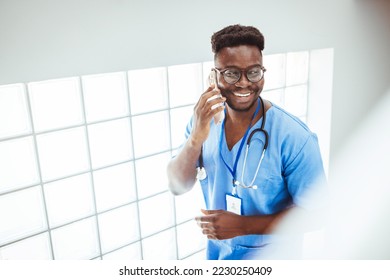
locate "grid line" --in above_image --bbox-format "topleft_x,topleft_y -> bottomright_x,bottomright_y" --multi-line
166,63 -> 180,260
78,76 -> 103,260
24,81 -> 55,259
124,71 -> 145,260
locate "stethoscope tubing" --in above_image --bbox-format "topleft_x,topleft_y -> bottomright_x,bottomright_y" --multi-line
197,96 -> 269,189
247,96 -> 268,147
239,97 -> 268,189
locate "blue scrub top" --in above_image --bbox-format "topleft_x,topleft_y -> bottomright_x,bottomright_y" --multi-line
184,103 -> 326,260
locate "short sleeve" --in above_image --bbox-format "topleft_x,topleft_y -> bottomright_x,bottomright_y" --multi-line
283,133 -> 327,210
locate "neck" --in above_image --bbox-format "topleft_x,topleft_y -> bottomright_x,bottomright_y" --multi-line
223,97 -> 262,151
225,98 -> 261,125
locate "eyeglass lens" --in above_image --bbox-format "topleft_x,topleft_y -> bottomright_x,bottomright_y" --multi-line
223,66 -> 264,84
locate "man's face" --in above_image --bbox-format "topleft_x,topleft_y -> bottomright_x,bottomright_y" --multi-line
214,45 -> 265,112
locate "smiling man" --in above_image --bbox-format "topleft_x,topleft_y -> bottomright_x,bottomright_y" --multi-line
167,24 -> 326,260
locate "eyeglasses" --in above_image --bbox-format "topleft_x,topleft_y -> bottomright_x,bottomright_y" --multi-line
214,65 -> 266,84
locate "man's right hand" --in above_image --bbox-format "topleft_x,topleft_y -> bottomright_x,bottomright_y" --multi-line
190,85 -> 226,147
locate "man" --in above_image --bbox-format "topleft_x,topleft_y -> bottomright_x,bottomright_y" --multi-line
167,24 -> 326,260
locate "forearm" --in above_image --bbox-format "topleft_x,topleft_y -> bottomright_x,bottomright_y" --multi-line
167,136 -> 202,195
197,208 -> 293,240
167,85 -> 225,195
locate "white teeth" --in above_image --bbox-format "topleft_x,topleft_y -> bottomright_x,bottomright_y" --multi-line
233,92 -> 251,97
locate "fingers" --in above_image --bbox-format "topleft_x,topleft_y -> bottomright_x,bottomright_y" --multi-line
201,85 -> 220,101
190,87 -> 226,145
195,209 -> 215,224
195,209 -> 224,225
196,87 -> 225,115
195,209 -> 242,240
195,212 -> 219,240
199,224 -> 221,240
201,209 -> 223,215
195,214 -> 214,224
194,209 -> 230,240
202,229 -> 218,240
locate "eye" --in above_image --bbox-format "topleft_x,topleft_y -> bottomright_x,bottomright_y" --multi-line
248,68 -> 261,75
224,69 -> 240,77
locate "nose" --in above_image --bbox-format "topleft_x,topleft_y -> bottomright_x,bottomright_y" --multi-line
234,72 -> 251,88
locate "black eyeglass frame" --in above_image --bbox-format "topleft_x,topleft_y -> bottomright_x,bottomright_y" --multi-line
213,65 -> 267,84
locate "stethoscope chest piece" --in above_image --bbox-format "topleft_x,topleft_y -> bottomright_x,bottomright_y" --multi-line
196,167 -> 207,180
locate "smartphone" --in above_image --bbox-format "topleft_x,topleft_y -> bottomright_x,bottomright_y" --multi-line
208,69 -> 224,125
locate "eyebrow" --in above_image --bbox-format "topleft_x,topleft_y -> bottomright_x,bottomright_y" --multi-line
218,64 -> 263,70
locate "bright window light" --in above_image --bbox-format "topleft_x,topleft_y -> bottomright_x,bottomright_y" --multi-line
168,63 -> 203,107
261,88 -> 284,107
28,77 -> 83,132
82,72 -> 129,123
102,242 -> 141,260
0,187 -> 46,246
44,173 -> 95,227
36,127 -> 89,181
263,53 -> 286,90
131,111 -> 170,158
0,233 -> 51,260
170,105 -> 193,149
93,162 -> 136,212
51,217 -> 99,259
176,220 -> 206,259
135,152 -> 171,199
128,67 -> 168,114
98,203 -> 139,254
284,85 -> 308,117
138,192 -> 174,237
0,84 -> 31,139
87,118 -> 133,169
174,181 -> 205,224
0,136 -> 39,193
286,51 -> 309,86
141,228 -> 177,260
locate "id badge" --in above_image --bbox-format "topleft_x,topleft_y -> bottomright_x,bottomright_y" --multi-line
226,194 -> 242,215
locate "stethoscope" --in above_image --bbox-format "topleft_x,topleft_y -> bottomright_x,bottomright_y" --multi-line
196,96 -> 269,191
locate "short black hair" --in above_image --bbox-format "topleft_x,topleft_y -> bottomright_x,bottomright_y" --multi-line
211,24 -> 265,54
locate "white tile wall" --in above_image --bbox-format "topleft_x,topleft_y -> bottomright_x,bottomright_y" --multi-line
0,51 -> 318,259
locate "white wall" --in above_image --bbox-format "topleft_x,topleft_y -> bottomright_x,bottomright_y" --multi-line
1,0 -> 389,171
0,0 -> 337,84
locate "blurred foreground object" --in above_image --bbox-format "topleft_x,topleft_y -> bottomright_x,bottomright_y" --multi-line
270,89 -> 390,259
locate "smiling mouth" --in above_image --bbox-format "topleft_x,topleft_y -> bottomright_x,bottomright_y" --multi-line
233,92 -> 251,97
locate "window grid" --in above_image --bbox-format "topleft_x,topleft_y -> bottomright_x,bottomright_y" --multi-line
121,72 -> 144,260
78,77 -> 103,259
165,67 -> 180,261
24,83 -> 55,259
0,78 -> 188,259
265,82 -> 310,118
0,51 -> 312,259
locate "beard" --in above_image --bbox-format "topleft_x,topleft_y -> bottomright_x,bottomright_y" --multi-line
220,88 -> 262,112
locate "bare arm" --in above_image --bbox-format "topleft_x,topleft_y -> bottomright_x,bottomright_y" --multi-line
195,205 -> 325,240
195,208 -> 293,240
166,137 -> 201,195
167,85 -> 226,195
